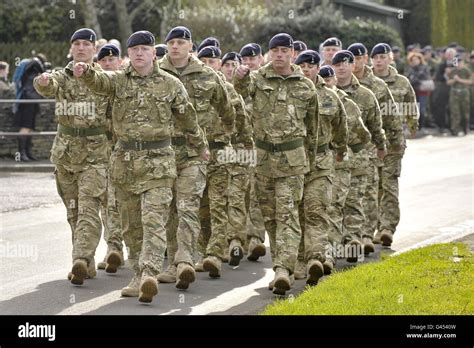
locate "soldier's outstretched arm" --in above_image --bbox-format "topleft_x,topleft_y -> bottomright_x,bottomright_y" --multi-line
33,71 -> 66,98
232,67 -> 255,100
76,63 -> 116,96
172,83 -> 208,155
233,93 -> 253,147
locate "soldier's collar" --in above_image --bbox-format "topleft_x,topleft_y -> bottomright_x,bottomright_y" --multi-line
314,74 -> 325,88
126,60 -> 160,77
263,63 -> 304,79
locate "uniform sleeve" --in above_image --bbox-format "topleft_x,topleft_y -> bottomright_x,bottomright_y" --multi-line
365,91 -> 386,150
172,82 -> 208,155
404,81 -> 419,133
33,70 -> 65,98
80,64 -> 117,96
230,86 -> 253,147
233,71 -> 256,100
305,89 -> 319,146
381,86 -> 404,148
331,94 -> 348,156
212,75 -> 235,134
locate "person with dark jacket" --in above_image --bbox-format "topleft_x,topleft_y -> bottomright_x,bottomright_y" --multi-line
406,52 -> 432,130
14,54 -> 48,161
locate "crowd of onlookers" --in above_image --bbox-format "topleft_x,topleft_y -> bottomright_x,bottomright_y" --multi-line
393,43 -> 473,136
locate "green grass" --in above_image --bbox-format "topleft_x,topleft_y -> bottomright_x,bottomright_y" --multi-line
262,243 -> 474,315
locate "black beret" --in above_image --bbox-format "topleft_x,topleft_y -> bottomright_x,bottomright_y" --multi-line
392,46 -> 401,53
332,50 -> 355,65
370,43 -> 392,57
127,30 -> 155,48
155,44 -> 168,57
98,44 -> 120,61
293,40 -> 307,52
269,33 -> 293,49
222,52 -> 242,65
197,37 -> 220,52
70,28 -> 96,43
198,46 -> 221,59
322,37 -> 342,48
318,65 -> 335,78
294,50 -> 321,65
165,26 -> 192,43
191,43 -> 197,52
240,43 -> 262,57
423,45 -> 433,51
347,43 -> 368,57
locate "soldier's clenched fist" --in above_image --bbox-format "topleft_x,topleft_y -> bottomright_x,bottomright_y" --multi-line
235,64 -> 250,79
74,62 -> 89,77
37,73 -> 51,87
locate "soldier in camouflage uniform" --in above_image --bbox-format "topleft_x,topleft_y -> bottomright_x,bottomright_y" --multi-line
348,43 -> 404,255
293,50 -> 348,285
34,28 -> 110,285
371,43 -> 419,247
332,50 -> 387,262
446,57 -> 472,135
96,43 -> 125,272
158,27 -> 235,283
321,65 -> 372,273
74,30 -> 207,302
199,47 -> 254,267
234,33 -> 319,295
239,43 -> 268,261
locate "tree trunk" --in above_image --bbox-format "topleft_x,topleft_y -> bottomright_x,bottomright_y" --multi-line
114,0 -> 133,51
79,0 -> 103,38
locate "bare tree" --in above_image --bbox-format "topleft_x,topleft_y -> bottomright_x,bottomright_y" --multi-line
79,0 -> 103,38
114,0 -> 156,49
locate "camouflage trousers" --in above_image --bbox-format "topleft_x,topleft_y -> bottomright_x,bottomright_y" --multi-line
246,166 -> 266,243
256,174 -> 304,274
326,168 -> 351,263
362,159 -> 380,239
116,184 -> 172,277
100,172 -> 124,251
227,164 -> 250,244
342,173 -> 368,243
378,153 -> 403,234
200,164 -> 231,261
449,88 -> 470,134
297,175 -> 332,264
166,164 -> 207,266
55,164 -> 107,265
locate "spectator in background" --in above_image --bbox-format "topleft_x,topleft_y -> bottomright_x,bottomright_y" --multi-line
392,46 -> 405,75
406,52 -> 432,131
0,62 -> 14,95
13,54 -> 48,161
432,47 -> 457,134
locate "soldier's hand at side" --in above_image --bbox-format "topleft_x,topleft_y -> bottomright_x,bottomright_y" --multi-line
235,65 -> 250,80
410,130 -> 417,139
335,153 -> 344,162
74,62 -> 88,77
37,73 -> 50,87
201,149 -> 210,161
377,148 -> 386,160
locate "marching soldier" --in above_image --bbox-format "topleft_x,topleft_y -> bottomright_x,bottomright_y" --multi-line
74,30 -> 208,302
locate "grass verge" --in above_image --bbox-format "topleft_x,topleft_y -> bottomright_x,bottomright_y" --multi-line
262,242 -> 474,315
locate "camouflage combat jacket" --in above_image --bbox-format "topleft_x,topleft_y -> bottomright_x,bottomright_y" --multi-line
338,75 -> 386,153
160,55 -> 234,170
358,65 -> 404,156
234,63 -> 318,178
305,75 -> 348,182
33,61 -> 110,172
79,60 -> 207,194
334,88 -> 372,176
376,65 -> 419,136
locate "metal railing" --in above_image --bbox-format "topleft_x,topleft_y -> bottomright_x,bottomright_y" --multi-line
0,99 -> 57,138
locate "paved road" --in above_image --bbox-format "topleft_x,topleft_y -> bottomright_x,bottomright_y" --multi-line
0,134 -> 472,315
